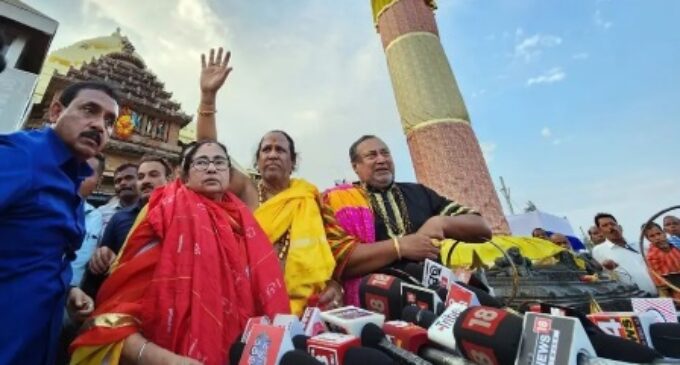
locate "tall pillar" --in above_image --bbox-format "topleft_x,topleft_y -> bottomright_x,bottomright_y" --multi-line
371,0 -> 510,234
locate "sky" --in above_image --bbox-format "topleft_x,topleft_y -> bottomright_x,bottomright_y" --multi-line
24,0 -> 680,240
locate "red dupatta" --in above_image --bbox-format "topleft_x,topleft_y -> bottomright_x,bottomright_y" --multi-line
70,180 -> 290,365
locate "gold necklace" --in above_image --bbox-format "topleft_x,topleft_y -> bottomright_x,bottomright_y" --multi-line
368,184 -> 411,238
257,180 -> 291,260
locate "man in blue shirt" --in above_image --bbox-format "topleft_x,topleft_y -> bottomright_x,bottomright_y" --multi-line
0,81 -> 119,365
70,154 -> 105,286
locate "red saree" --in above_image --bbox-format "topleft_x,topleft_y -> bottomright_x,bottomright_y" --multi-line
70,180 -> 290,365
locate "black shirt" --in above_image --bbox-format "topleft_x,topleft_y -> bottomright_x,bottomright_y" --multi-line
80,203 -> 142,297
366,182 -> 476,242
100,203 -> 143,254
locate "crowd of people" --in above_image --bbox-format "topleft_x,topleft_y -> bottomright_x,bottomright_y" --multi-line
2,41 -> 678,364
532,213 -> 680,300
0,48 -> 492,365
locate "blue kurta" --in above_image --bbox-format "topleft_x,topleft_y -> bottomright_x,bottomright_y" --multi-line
0,128 -> 92,365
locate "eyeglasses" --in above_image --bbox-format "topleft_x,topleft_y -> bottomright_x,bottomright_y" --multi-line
191,157 -> 230,171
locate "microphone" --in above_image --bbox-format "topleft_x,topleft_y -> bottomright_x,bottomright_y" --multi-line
534,302 -> 662,362
300,306 -> 328,336
453,306 -> 523,365
402,305 -> 438,329
649,322 -> 680,358
445,282 -> 480,308
401,281 -> 444,315
241,315 -> 271,343
383,320 -> 430,353
292,334 -> 309,351
452,282 -> 503,308
345,346 -> 395,365
238,323 -> 293,365
273,313 -> 305,338
587,311 -> 659,347
422,259 -> 458,290
359,273 -> 404,320
361,322 -> 433,365
384,320 -> 474,365
306,332 -> 361,365
320,305 -> 385,337
515,312 -> 600,365
280,349 -> 323,365
427,302 -> 470,353
228,341 -> 245,365
587,332 -> 661,363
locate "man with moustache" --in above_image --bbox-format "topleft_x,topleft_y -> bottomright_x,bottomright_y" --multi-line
96,162 -> 139,231
0,81 -> 118,365
322,135 -> 490,306
82,155 -> 172,297
591,213 -> 657,295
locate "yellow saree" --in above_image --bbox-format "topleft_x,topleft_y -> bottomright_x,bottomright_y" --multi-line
254,178 -> 336,315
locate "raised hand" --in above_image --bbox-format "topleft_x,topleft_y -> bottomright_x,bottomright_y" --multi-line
200,47 -> 233,94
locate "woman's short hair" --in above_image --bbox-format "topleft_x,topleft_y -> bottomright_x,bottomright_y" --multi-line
181,139 -> 230,179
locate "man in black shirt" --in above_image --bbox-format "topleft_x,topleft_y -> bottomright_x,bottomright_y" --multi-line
323,135 -> 491,279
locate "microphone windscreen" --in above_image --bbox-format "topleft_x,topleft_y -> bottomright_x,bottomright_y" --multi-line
279,350 -> 323,365
453,306 -> 523,365
588,333 -> 661,363
435,287 -> 448,302
359,274 -> 403,320
455,281 -> 503,308
360,322 -> 386,348
292,334 -> 309,351
344,347 -> 394,365
649,322 -> 680,358
228,341 -> 244,365
404,262 -> 425,280
401,305 -> 436,329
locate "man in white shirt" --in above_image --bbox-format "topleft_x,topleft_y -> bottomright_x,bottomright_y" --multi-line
591,213 -> 657,295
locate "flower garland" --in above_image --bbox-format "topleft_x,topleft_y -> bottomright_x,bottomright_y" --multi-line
114,106 -> 134,139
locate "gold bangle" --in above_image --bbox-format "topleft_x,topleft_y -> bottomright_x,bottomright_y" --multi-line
197,109 -> 216,116
393,238 -> 402,260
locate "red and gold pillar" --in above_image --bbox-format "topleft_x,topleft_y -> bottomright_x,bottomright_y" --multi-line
372,0 -> 509,234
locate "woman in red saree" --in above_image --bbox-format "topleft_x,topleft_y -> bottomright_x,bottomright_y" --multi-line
70,141 -> 290,365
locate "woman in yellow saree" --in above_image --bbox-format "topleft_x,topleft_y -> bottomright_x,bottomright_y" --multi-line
196,48 -> 343,316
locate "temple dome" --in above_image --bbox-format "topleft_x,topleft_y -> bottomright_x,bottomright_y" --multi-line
33,28 -> 142,103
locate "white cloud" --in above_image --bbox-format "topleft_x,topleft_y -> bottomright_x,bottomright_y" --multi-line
594,10 -> 613,29
541,127 -> 552,138
514,33 -> 562,62
480,142 -> 497,163
527,67 -> 566,86
26,0 -> 423,187
471,89 -> 486,98
572,52 -> 589,60
552,138 -> 562,145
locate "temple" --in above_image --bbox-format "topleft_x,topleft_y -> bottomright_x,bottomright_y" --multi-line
25,30 -> 192,200
370,0 -> 510,234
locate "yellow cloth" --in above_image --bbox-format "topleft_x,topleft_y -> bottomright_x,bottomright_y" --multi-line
440,236 -> 572,268
371,0 -> 437,25
70,342 -> 123,365
384,31 -> 470,135
255,179 -> 336,315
